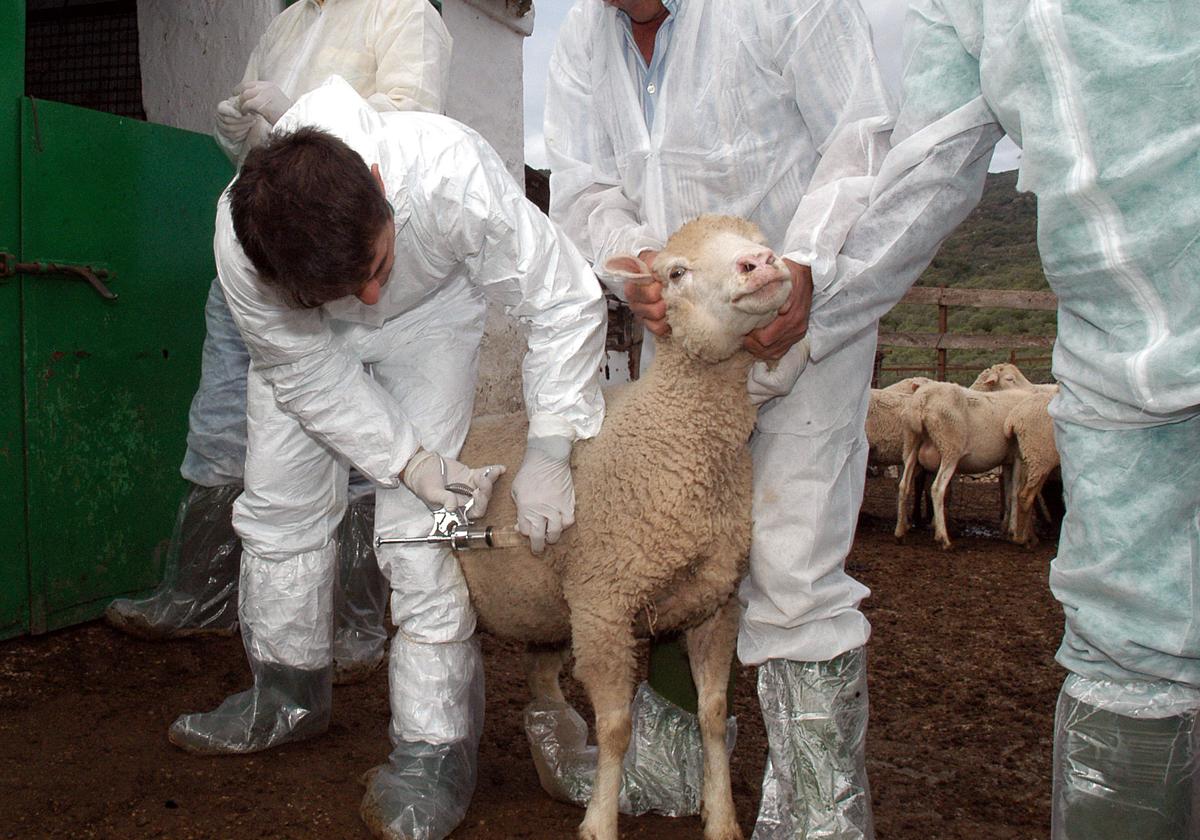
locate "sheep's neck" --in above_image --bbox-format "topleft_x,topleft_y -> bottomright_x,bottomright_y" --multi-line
635,340 -> 759,444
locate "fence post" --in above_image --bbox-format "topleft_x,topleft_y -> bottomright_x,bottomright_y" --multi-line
936,290 -> 948,381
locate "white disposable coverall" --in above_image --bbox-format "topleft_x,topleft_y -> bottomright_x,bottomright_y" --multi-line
212,0 -> 451,166
546,0 -> 894,671
546,2 -> 894,836
216,73 -> 604,683
808,0 -> 1199,836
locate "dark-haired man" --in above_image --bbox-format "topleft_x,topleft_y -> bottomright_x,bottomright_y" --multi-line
168,76 -> 606,840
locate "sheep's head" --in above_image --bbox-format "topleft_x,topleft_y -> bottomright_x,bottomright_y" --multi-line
971,363 -> 1033,391
605,215 -> 792,363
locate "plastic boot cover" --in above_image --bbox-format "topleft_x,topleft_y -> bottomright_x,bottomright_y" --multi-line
168,660 -> 332,755
361,739 -> 479,840
105,483 -> 242,639
333,494 -> 389,685
361,637 -> 484,840
1052,675 -> 1200,840
524,681 -> 736,816
752,648 -> 873,840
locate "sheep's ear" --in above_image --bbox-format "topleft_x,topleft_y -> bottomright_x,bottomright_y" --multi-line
604,255 -> 655,285
980,371 -> 998,386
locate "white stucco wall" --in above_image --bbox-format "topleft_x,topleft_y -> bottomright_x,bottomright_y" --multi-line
137,0 -> 283,137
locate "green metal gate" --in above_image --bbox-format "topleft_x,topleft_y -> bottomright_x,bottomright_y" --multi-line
1,3 -> 235,638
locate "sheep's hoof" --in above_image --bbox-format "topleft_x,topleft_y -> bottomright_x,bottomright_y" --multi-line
577,815 -> 614,840
703,823 -> 744,840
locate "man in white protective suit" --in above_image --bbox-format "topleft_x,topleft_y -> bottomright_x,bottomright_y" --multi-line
806,1 -> 1200,837
106,0 -> 452,684
544,1 -> 896,836
167,77 -> 606,840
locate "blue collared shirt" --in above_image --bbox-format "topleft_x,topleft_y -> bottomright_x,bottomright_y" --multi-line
617,0 -> 678,130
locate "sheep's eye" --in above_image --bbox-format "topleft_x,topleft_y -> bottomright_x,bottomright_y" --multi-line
667,267 -> 686,282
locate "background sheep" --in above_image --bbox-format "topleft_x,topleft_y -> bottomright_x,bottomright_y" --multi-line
867,377 -> 934,524
967,363 -> 1061,540
458,215 -> 793,840
896,382 -> 1030,549
1002,388 -> 1060,547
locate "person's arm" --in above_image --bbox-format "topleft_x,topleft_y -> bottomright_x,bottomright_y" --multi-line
741,0 -> 895,361
420,135 -> 607,443
367,0 -> 453,114
806,0 -> 1005,363
214,196 -> 422,488
214,37 -> 270,166
544,6 -> 662,299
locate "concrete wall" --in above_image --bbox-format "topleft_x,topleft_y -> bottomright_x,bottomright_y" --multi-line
137,0 -> 283,138
136,0 -> 533,417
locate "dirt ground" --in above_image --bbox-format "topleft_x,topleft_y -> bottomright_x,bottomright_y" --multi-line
1,473 -> 1064,840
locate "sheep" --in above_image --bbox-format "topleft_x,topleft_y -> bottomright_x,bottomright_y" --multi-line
970,362 -> 1058,394
867,377 -> 934,523
866,376 -> 933,468
456,215 -> 793,840
1002,387 -> 1060,547
968,363 -> 1059,536
895,382 -> 1031,549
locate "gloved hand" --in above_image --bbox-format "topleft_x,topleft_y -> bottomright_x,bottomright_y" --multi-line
215,97 -> 255,144
510,435 -> 575,554
235,81 -> 293,125
402,449 -> 505,516
747,336 -> 811,407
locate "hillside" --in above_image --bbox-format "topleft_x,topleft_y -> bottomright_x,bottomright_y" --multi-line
878,170 -> 1057,385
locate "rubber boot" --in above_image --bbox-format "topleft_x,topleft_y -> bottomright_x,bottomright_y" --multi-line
105,483 -> 242,639
333,494 -> 389,685
168,660 -> 332,755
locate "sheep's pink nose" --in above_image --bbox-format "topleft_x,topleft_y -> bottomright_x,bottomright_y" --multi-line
737,250 -> 777,274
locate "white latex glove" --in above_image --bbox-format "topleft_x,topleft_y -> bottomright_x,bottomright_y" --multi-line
747,336 -> 811,407
510,435 -> 575,554
215,97 -> 255,144
235,81 -> 293,125
402,449 -> 505,517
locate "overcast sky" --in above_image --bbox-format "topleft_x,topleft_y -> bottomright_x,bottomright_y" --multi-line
522,0 -> 1021,172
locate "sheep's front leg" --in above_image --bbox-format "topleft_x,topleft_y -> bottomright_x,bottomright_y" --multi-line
685,599 -> 743,840
571,607 -> 637,840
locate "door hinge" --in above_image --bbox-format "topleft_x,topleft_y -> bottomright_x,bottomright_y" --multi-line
0,252 -> 117,300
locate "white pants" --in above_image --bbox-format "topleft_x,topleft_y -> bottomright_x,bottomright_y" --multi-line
233,300 -> 483,679
738,327 -> 876,666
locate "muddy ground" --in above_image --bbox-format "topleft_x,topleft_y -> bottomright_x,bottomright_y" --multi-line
1,473 -> 1063,839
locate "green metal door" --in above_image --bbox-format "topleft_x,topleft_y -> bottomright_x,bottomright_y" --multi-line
19,99 -> 233,633
0,1 -> 27,640
2,6 -> 235,638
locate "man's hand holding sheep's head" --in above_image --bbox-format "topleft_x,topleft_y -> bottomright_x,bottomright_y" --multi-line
623,253 -> 813,361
